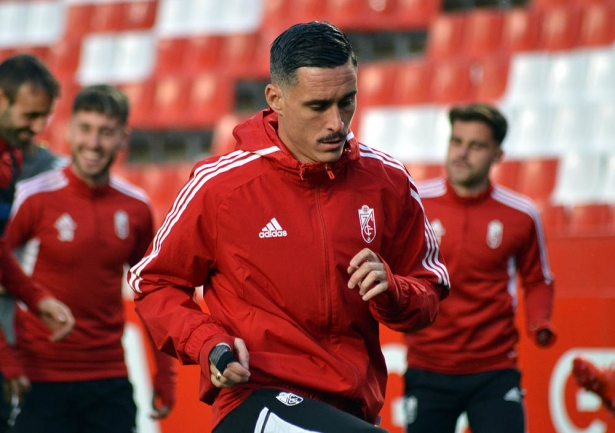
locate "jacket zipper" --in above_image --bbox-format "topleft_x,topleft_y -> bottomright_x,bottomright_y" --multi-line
315,185 -> 332,335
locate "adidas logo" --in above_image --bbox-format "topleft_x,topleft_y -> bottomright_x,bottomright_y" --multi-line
259,218 -> 288,238
503,387 -> 523,403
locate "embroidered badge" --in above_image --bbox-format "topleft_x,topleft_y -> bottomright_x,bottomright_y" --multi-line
487,219 -> 503,249
275,392 -> 303,406
430,218 -> 446,245
358,205 -> 376,243
114,210 -> 129,240
54,213 -> 76,242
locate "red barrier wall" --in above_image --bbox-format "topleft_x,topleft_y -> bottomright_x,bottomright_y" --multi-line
126,235 -> 615,433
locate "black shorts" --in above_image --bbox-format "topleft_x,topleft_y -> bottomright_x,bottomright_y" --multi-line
10,377 -> 136,433
0,373 -> 10,433
214,388 -> 388,433
404,368 -> 526,433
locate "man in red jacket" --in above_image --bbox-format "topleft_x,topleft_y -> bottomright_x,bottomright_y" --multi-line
403,103 -> 556,433
5,84 -> 175,433
0,53 -> 74,433
129,21 -> 450,433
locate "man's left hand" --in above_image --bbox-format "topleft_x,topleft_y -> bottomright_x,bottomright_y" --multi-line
347,248 -> 389,301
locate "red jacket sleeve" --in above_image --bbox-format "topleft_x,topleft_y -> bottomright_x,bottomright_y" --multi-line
0,334 -> 25,379
0,238 -> 49,311
518,211 -> 556,346
369,177 -> 450,332
143,325 -> 177,407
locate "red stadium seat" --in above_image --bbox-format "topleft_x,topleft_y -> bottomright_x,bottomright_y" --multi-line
430,57 -> 473,104
183,72 -> 234,128
53,79 -> 81,121
501,8 -> 541,53
357,61 -> 397,108
46,40 -> 81,81
532,0 -> 568,10
261,0 -> 294,30
180,35 -> 223,75
390,60 -> 434,105
11,46 -> 50,64
491,159 -> 522,190
89,2 -> 125,32
538,5 -> 582,51
0,48 -> 18,63
88,2 -> 156,32
578,2 -> 615,47
64,4 -> 95,41
149,76 -> 190,129
405,163 -> 445,183
516,158 -> 559,206
122,1 -> 158,30
324,0 -> 370,30
470,54 -> 510,103
568,204 -> 615,235
120,79 -> 156,129
424,13 -> 469,60
539,203 -> 569,236
325,0 -> 396,31
217,33 -> 269,79
463,9 -> 505,58
153,38 -> 187,77
292,0 -> 328,22
389,0 -> 442,30
210,113 -> 249,156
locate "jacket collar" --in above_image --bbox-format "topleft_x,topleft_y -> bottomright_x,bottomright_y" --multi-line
445,178 -> 493,204
63,165 -> 112,198
233,108 -> 360,181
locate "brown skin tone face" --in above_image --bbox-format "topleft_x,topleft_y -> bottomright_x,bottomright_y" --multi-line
265,60 -> 358,165
445,119 -> 504,197
0,83 -> 55,149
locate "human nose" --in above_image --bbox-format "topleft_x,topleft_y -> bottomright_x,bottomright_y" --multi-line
326,105 -> 344,132
29,116 -> 49,135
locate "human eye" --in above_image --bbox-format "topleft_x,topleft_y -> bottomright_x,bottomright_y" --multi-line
339,96 -> 355,109
309,103 -> 327,112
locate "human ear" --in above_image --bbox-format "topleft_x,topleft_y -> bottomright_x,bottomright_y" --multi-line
265,84 -> 284,114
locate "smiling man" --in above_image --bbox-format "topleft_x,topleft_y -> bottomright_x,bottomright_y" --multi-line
4,85 -> 176,433
129,21 -> 450,433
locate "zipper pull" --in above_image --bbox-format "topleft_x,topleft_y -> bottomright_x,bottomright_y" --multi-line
325,165 -> 335,180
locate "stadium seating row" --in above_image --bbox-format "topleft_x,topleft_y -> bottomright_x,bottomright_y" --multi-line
357,101 -> 614,161
502,47 -> 615,105
426,3 -> 615,59
3,0 -> 614,87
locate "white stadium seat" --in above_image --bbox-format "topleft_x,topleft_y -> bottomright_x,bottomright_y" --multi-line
552,152 -> 606,205
585,46 -> 615,103
545,50 -> 588,104
501,52 -> 550,106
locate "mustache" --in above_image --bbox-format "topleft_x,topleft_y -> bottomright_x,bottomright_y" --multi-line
16,128 -> 34,139
317,132 -> 347,143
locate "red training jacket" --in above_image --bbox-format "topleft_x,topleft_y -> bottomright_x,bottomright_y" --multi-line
405,178 -> 556,374
5,167 -> 153,382
129,109 -> 450,429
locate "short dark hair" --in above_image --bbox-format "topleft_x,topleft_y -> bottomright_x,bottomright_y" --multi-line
270,21 -> 358,89
72,84 -> 130,125
449,103 -> 508,146
0,54 -> 60,104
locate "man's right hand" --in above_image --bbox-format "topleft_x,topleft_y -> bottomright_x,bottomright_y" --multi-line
210,338 -> 250,388
2,375 -> 30,406
37,297 -> 75,341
